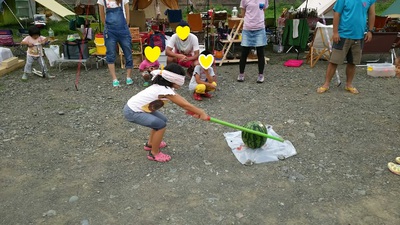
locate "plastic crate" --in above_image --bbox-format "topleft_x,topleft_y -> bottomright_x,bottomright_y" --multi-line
367,63 -> 395,77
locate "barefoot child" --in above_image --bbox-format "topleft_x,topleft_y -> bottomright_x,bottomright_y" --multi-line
123,63 -> 209,162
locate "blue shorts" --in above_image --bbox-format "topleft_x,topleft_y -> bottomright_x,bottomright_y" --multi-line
123,104 -> 167,130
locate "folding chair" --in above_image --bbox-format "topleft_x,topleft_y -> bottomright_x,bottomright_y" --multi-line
188,13 -> 203,33
187,13 -> 205,44
306,22 -> 333,68
0,29 -> 25,56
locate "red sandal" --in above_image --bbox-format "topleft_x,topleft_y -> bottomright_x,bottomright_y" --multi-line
147,152 -> 171,162
193,93 -> 202,101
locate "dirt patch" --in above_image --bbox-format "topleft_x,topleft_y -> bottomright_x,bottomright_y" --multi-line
1,52 -> 399,224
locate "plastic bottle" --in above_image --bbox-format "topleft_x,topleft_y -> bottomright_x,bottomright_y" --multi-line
48,28 -> 54,41
232,7 -> 238,18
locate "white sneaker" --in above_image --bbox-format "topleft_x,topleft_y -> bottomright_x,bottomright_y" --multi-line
237,74 -> 245,82
46,73 -> 55,79
256,74 -> 264,83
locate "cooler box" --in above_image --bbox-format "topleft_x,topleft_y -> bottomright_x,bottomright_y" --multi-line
367,63 -> 396,77
94,33 -> 106,55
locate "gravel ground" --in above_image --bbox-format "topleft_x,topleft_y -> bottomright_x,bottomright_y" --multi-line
0,51 -> 399,225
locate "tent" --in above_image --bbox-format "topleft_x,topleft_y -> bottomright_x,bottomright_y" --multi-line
133,0 -> 178,19
297,0 -> 336,18
35,0 -> 75,18
129,0 -> 178,31
382,0 -> 400,18
133,0 -> 169,20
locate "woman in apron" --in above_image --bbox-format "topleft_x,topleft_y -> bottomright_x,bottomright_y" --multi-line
98,0 -> 133,87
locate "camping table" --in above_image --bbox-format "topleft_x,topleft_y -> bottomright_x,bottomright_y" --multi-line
55,58 -> 90,71
92,53 -> 106,69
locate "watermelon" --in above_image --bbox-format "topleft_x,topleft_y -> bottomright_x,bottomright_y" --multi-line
241,121 -> 268,149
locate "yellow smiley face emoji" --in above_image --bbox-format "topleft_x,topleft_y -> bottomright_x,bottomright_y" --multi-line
176,26 -> 190,40
198,54 -> 214,69
144,46 -> 161,63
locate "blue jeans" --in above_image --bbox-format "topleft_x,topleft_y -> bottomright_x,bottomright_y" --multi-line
104,6 -> 133,68
123,104 -> 168,130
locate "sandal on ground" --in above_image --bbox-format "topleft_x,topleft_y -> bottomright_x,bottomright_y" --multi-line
147,152 -> 171,162
388,162 -> 400,175
193,93 -> 202,101
345,86 -> 359,94
396,157 -> 400,164
317,86 -> 329,93
202,92 -> 212,98
144,140 -> 167,151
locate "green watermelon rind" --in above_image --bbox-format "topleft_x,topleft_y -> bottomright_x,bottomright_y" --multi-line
241,121 -> 268,149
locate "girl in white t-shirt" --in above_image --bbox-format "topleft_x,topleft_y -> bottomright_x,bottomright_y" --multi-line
123,63 -> 209,162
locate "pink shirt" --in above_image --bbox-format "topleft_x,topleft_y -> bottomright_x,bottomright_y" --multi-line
139,59 -> 160,71
22,36 -> 46,56
240,0 -> 269,30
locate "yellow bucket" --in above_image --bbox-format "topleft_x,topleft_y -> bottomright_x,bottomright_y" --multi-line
94,33 -> 106,55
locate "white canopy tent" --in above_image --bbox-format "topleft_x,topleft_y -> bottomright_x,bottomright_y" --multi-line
297,0 -> 336,18
35,0 -> 75,18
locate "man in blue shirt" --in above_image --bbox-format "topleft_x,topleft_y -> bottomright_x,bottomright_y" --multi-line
317,0 -> 376,94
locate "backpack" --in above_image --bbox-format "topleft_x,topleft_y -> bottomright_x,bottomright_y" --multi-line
147,32 -> 166,52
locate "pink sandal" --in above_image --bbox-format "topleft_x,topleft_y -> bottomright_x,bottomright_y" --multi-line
143,141 -> 167,151
147,152 -> 171,162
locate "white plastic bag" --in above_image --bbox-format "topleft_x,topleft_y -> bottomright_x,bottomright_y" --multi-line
49,45 -> 59,56
43,47 -> 59,67
224,125 -> 297,165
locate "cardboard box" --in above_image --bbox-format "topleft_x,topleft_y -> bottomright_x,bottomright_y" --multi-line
367,63 -> 396,77
1,57 -> 18,68
0,59 -> 25,77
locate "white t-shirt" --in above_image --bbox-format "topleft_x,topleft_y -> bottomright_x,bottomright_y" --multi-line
189,65 -> 215,91
97,0 -> 129,18
167,33 -> 199,55
126,84 -> 176,113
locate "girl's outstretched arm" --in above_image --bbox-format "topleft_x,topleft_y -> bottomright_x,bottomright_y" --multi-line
165,94 -> 209,120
